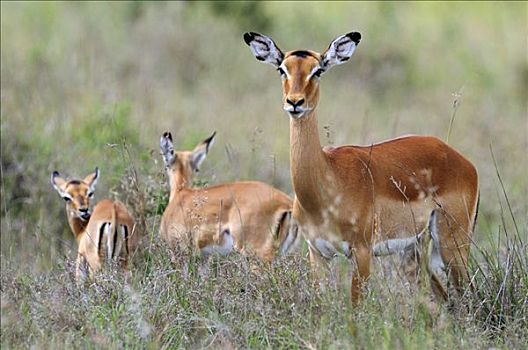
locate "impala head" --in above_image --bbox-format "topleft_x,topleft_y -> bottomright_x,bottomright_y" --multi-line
160,131 -> 216,189
244,31 -> 361,119
51,168 -> 99,221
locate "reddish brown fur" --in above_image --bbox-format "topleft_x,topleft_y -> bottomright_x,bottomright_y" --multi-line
246,33 -> 479,303
52,170 -> 136,281
78,199 -> 135,280
160,133 -> 297,262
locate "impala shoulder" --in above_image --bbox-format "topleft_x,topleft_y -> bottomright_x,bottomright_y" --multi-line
93,198 -> 114,208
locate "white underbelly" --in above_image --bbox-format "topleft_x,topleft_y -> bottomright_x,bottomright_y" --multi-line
307,238 -> 351,259
200,231 -> 234,256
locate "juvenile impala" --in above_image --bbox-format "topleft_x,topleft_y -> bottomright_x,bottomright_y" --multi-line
51,168 -> 136,281
159,131 -> 299,262
244,32 -> 479,303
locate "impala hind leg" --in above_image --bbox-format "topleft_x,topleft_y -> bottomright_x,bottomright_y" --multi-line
435,209 -> 472,296
351,246 -> 371,305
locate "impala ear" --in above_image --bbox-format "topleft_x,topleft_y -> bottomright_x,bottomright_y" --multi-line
84,167 -> 99,194
191,131 -> 216,172
51,171 -> 67,196
160,131 -> 176,167
243,32 -> 284,68
321,32 -> 361,70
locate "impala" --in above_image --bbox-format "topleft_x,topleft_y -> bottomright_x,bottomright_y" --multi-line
51,168 -> 136,282
244,31 -> 479,303
159,131 -> 299,262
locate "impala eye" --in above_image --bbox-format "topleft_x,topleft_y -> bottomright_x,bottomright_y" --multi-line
312,68 -> 325,79
63,196 -> 71,202
88,192 -> 94,198
277,67 -> 286,77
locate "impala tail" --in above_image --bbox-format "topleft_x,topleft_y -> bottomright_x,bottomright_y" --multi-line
97,203 -> 129,268
277,211 -> 300,256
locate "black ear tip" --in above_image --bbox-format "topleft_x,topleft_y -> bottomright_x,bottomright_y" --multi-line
243,32 -> 253,45
347,32 -> 361,45
204,131 -> 217,146
162,131 -> 173,141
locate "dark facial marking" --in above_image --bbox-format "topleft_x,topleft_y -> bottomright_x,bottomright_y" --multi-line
290,50 -> 315,58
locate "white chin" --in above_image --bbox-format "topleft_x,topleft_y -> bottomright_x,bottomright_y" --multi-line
286,111 -> 305,119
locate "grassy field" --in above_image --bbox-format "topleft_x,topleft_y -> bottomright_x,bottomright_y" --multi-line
1,2 -> 527,349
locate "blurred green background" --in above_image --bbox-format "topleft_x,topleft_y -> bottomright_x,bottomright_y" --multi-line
1,2 -> 526,269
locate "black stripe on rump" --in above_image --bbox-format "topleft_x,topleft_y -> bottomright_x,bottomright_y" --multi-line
290,50 -> 315,58
98,223 -> 107,258
123,225 -> 129,255
112,223 -> 118,259
275,211 -> 290,238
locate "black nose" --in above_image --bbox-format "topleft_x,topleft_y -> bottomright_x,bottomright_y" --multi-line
286,98 -> 305,108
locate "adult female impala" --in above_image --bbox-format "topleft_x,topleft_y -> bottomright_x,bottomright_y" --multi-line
51,168 -> 136,282
244,31 -> 479,303
159,131 -> 299,262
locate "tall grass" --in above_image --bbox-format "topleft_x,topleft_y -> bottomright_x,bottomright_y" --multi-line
1,2 -> 527,349
466,148 -> 527,340
2,140 -> 526,348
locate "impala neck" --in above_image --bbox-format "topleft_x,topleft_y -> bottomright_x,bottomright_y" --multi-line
289,110 -> 332,213
168,169 -> 190,202
67,211 -> 88,244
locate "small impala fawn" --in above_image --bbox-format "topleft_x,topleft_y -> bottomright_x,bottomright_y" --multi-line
51,168 -> 136,282
159,131 -> 299,262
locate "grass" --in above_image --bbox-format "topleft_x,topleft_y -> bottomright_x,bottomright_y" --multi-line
2,220 -> 526,348
1,2 -> 527,349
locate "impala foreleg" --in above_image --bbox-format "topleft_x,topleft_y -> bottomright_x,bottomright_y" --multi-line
351,246 -> 371,305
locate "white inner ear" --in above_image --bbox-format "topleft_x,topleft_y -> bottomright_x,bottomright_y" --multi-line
52,183 -> 66,197
248,34 -> 283,67
160,137 -> 175,167
52,180 -> 70,198
192,150 -> 207,170
88,171 -> 99,193
206,136 -> 215,153
322,35 -> 358,68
